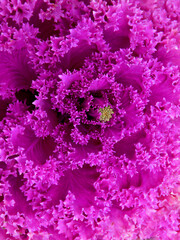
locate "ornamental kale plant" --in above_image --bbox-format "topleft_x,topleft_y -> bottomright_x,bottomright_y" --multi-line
0,0 -> 180,239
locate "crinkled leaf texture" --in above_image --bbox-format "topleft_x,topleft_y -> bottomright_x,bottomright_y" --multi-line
0,0 -> 180,240
0,49 -> 36,97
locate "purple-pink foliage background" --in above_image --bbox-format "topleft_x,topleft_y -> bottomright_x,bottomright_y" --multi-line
0,0 -> 180,239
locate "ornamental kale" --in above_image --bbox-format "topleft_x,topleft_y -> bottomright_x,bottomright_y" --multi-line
0,0 -> 180,240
